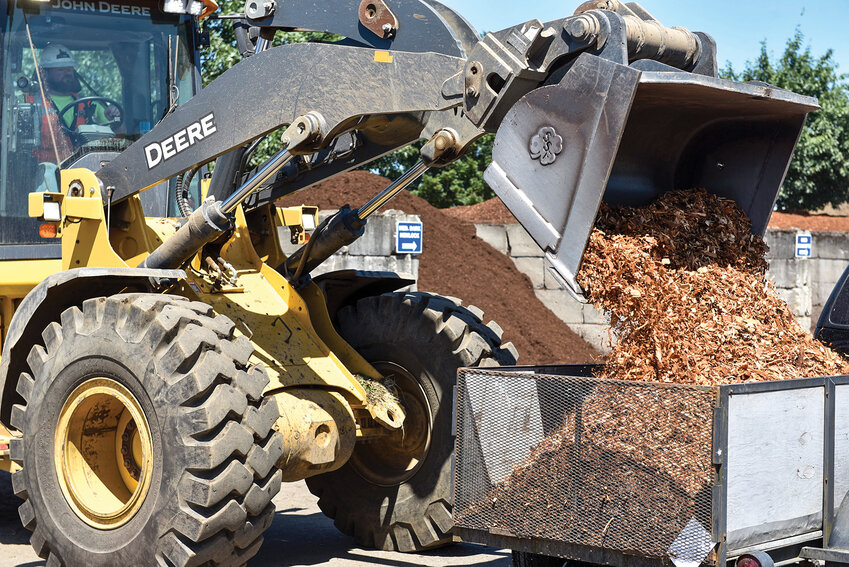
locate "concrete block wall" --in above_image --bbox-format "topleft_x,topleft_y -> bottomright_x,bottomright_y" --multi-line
280,210 -> 420,284
479,224 -> 614,352
764,229 -> 812,331
279,209 -> 848,349
475,224 -> 849,352
806,232 -> 849,324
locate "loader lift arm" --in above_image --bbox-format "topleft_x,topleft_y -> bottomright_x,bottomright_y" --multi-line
95,0 -> 717,206
98,0 -> 815,294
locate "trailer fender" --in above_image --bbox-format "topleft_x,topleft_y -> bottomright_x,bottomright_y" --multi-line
0,267 -> 185,427
312,269 -> 416,321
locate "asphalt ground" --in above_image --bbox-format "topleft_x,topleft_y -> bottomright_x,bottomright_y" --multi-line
0,472 -> 512,567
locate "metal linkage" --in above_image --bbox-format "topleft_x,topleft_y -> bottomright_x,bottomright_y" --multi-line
280,160 -> 428,284
280,128 -> 461,283
141,114 -> 324,271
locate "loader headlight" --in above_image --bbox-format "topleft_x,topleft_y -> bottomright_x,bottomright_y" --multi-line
302,212 -> 316,231
43,200 -> 62,222
162,0 -> 203,16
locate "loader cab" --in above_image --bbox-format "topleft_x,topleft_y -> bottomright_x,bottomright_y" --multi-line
0,0 -> 203,257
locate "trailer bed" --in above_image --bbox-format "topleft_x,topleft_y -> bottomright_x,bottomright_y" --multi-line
452,365 -> 849,566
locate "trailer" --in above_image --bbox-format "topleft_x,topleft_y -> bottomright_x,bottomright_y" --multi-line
452,365 -> 849,566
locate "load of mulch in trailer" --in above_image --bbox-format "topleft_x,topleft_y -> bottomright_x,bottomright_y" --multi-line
277,171 -> 599,364
456,189 -> 849,559
456,379 -> 715,558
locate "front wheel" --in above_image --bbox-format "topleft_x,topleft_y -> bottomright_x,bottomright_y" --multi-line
10,294 -> 284,566
306,292 -> 517,552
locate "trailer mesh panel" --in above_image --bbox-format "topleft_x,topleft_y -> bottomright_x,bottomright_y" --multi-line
454,368 -> 718,565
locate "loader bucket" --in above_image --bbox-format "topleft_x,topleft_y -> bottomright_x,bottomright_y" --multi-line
484,53 -> 819,300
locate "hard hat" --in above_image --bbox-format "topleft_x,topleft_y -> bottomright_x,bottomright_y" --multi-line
40,44 -> 76,69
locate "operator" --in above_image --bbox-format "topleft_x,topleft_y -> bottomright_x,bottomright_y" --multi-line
29,44 -> 119,165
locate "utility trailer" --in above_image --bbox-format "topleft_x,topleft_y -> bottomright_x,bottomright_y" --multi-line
452,365 -> 849,566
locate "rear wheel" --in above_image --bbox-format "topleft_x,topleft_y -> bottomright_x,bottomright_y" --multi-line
306,292 -> 517,552
10,294 -> 283,566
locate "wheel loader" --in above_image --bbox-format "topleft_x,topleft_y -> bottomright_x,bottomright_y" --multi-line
0,0 -> 819,564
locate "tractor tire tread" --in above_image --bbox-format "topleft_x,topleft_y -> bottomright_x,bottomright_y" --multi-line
308,291 -> 516,553
11,294 -> 283,567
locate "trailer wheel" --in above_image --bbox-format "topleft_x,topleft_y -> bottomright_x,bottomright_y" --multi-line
306,292 -> 517,552
9,294 -> 283,566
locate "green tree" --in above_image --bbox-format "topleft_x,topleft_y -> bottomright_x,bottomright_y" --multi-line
722,31 -> 849,211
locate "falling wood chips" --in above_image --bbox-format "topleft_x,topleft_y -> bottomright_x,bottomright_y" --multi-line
576,188 -> 849,384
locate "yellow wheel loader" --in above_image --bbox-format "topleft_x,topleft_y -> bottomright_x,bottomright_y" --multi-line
0,0 -> 818,564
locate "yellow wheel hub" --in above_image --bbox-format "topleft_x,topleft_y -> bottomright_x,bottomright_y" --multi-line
54,377 -> 153,529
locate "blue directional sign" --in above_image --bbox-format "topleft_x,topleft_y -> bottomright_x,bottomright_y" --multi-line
396,221 -> 423,254
796,232 -> 812,258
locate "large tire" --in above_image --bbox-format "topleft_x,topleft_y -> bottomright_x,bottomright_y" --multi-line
9,294 -> 284,566
306,292 -> 518,552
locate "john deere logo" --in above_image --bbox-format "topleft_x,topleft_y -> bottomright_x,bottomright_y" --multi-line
529,126 -> 563,166
144,113 -> 217,169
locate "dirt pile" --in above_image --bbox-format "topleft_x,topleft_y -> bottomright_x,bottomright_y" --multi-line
576,188 -> 849,384
277,171 -> 599,364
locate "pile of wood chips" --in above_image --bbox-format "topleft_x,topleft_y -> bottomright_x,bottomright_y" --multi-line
576,188 -> 849,384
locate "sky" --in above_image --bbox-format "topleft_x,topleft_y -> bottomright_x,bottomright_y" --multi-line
443,0 -> 849,75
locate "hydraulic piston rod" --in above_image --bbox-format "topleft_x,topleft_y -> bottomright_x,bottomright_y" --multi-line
281,160 -> 430,283
357,160 -> 430,220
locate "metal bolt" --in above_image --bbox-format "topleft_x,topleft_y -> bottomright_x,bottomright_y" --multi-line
565,15 -> 599,42
124,458 -> 132,468
121,445 -> 129,455
382,23 -> 395,36
281,136 -> 290,147
466,86 -> 478,98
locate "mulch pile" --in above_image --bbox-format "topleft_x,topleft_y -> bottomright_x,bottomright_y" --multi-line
277,171 -> 599,364
577,188 -> 849,384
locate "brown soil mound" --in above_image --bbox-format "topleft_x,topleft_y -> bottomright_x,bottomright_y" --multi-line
446,196 -> 849,233
577,188 -> 849,384
278,171 -> 599,364
446,197 -> 518,224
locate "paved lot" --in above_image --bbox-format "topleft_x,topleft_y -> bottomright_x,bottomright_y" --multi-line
0,472 -> 511,567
